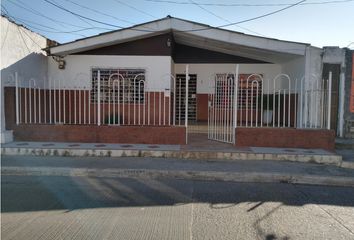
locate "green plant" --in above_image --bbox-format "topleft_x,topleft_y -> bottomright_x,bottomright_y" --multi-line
104,114 -> 121,125
260,94 -> 281,111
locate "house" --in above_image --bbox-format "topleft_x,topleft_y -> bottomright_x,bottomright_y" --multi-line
0,15 -> 50,143
3,16 -> 351,150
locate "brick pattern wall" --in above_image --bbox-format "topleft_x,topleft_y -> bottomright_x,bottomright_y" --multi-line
12,125 -> 186,145
235,127 -> 335,151
5,87 -> 171,127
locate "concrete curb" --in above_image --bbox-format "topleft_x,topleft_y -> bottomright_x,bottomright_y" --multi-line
1,147 -> 342,166
2,166 -> 354,188
341,161 -> 354,169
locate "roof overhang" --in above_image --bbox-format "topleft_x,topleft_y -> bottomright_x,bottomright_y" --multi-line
47,17 -> 314,63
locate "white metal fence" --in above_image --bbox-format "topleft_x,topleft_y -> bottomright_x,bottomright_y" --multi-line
12,65 -> 333,143
208,66 -> 333,143
13,70 -> 189,127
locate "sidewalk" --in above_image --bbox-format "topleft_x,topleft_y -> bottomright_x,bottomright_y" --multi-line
1,141 -> 342,166
2,155 -> 354,187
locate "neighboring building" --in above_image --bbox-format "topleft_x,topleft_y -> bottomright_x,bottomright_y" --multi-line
345,49 -> 354,137
2,16 -> 352,149
1,15 -> 49,143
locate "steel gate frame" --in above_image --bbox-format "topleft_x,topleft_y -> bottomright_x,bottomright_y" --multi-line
208,65 -> 239,144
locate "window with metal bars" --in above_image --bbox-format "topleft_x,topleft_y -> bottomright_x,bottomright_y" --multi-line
91,68 -> 145,104
238,74 -> 263,109
215,74 -> 263,109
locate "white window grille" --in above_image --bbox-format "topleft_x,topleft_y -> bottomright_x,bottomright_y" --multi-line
215,73 -> 263,109
238,74 -> 263,109
91,68 -> 145,104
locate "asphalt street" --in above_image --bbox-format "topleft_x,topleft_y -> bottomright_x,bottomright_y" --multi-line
2,174 -> 354,240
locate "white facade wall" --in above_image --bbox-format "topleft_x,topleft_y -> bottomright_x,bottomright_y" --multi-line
48,55 -> 173,92
281,56 -> 306,89
174,63 -> 282,94
0,16 -> 48,143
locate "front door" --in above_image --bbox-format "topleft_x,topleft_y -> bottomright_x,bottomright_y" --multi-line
175,74 -> 197,124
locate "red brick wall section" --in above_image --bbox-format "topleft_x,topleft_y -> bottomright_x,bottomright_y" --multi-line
4,87 -> 16,130
197,94 -> 208,121
235,128 -> 335,151
13,125 -> 186,145
350,52 -> 354,113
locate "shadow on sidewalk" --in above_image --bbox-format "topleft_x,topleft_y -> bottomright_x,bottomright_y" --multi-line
2,174 -> 354,214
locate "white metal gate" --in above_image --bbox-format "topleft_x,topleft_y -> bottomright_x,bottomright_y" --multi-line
208,73 -> 236,144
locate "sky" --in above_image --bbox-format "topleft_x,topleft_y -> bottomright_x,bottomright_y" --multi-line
1,0 -> 354,48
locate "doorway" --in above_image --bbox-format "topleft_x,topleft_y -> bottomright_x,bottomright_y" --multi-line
175,74 -> 197,123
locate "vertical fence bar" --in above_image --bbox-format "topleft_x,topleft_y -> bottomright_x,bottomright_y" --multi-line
69,87 -> 72,124
178,77 -> 181,125
44,79 -> 46,124
255,82 -> 259,127
142,88 -> 145,125
159,92 -> 161,125
33,83 -> 37,124
222,76 -> 225,141
83,89 -> 86,124
15,73 -> 19,125
267,79 -> 270,127
213,81 -> 216,139
63,85 -> 66,124
223,75 -> 227,142
260,79 -> 264,127
164,91 -> 166,126
226,75 -> 232,142
173,76 -> 176,126
29,82 -> 32,124
185,65 -> 189,144
283,89 -> 286,127
97,70 -> 101,126
321,79 -> 325,128
327,71 -> 332,130
88,87 -> 91,125
310,81 -> 314,128
294,78 -> 297,128
233,64 -> 239,143
122,77 -> 125,125
58,78 -> 61,123
29,80 -> 34,124
246,78 -> 249,127
250,81 -> 254,127
48,78 -> 51,124
300,77 -> 304,128
74,88 -> 77,124
288,85 -> 291,127
79,87 -> 82,124
24,83 -> 27,124
118,79 -> 121,125
54,79 -> 57,124
153,92 -> 156,125
148,91 -> 150,125
38,81 -> 41,124
278,90 -> 281,128
314,80 -> 319,128
273,79 -> 276,128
